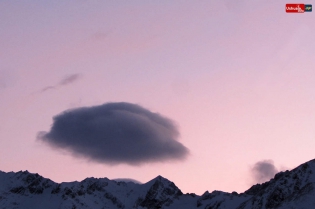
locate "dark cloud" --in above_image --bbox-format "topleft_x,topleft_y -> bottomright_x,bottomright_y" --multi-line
37,102 -> 189,165
251,160 -> 278,183
40,73 -> 81,93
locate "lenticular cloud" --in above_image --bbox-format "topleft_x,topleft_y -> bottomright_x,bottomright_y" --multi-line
38,102 -> 189,165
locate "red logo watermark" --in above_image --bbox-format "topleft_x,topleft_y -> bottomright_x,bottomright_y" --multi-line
286,4 -> 305,12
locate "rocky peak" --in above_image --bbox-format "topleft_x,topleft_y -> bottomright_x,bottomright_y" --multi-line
135,175 -> 182,209
8,171 -> 55,195
2,159 -> 315,209
240,159 -> 315,209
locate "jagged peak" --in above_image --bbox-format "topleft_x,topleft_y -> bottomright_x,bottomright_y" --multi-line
152,175 -> 170,182
243,158 -> 315,197
293,158 -> 315,172
2,158 -> 315,209
14,170 -> 49,180
142,175 -> 175,188
16,170 -> 30,174
201,190 -> 209,196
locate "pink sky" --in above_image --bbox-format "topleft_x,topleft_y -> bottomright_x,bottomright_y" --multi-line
1,0 -> 315,195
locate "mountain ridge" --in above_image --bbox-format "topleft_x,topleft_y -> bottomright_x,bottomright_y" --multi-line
1,159 -> 315,208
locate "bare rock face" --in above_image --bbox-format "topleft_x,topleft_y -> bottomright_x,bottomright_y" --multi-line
137,176 -> 183,209
1,159 -> 315,209
9,171 -> 54,195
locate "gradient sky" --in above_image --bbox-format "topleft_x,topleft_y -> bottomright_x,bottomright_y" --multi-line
1,0 -> 315,195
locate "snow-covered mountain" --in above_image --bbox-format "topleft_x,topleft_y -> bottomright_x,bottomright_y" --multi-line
1,159 -> 315,209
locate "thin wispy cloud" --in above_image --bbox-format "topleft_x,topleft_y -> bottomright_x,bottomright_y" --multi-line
40,73 -> 81,93
58,74 -> 81,86
37,102 -> 189,165
40,86 -> 55,92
